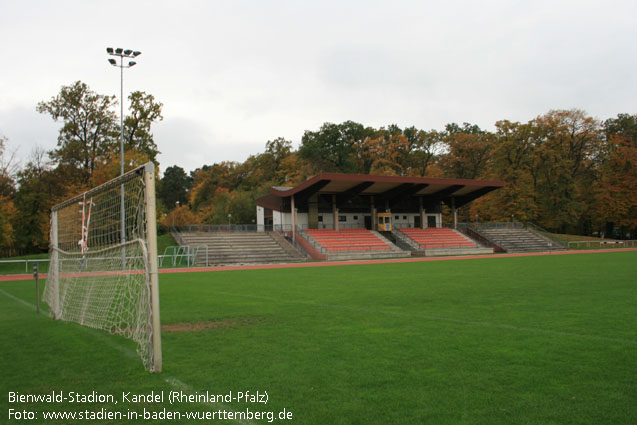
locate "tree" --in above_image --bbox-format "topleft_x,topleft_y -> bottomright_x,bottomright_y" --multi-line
123,91 -> 163,163
595,114 -> 637,236
189,162 -> 242,211
158,165 -> 192,209
532,109 -> 603,232
37,81 -> 118,184
12,148 -> 66,252
0,134 -> 18,198
358,127 -> 411,175
470,120 -> 540,222
403,127 -> 443,176
438,124 -> 494,179
162,204 -> 201,228
298,121 -> 373,173
199,188 -> 255,225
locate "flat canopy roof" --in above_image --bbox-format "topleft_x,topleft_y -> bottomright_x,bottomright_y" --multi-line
257,173 -> 505,211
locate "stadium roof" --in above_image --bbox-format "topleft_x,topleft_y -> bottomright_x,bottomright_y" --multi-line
257,173 -> 505,211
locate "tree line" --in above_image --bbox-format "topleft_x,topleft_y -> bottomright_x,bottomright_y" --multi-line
166,110 -> 636,240
0,81 -> 635,254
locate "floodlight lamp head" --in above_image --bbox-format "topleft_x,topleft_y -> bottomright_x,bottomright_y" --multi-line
115,47 -> 123,54
108,58 -> 117,65
128,61 -> 137,67
106,47 -> 114,54
133,51 -> 141,57
124,49 -> 133,56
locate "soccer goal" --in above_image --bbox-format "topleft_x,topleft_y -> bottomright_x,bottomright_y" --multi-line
44,162 -> 162,372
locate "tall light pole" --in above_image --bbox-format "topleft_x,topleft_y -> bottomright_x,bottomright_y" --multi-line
107,47 -> 141,265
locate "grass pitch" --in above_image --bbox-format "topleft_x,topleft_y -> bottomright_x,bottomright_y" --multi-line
1,251 -> 636,424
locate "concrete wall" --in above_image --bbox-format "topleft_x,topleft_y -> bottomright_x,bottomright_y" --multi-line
256,206 -> 265,227
262,210 -> 443,229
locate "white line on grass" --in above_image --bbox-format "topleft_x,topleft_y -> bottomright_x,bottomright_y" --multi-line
0,289 -> 256,425
0,288 -> 37,311
211,290 -> 637,347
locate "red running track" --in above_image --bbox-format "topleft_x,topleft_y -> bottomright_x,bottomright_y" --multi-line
2,248 -> 636,282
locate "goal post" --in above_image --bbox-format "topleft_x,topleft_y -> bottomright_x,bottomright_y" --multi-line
44,162 -> 162,372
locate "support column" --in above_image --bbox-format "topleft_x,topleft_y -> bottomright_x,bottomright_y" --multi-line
291,195 -> 296,242
419,197 -> 426,229
370,196 -> 376,231
451,197 -> 457,230
308,193 -> 318,229
332,195 -> 339,231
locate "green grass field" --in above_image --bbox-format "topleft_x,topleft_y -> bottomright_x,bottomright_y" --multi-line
1,251 -> 636,424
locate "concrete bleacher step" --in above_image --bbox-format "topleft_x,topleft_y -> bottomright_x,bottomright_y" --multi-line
177,231 -> 304,265
394,227 -> 493,256
477,228 -> 564,252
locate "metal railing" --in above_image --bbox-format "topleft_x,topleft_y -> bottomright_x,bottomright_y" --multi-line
567,240 -> 637,249
173,224 -> 274,233
467,222 -> 524,229
299,223 -> 368,230
455,224 -> 502,251
524,222 -> 567,249
0,258 -> 51,274
390,228 -> 420,250
159,245 -> 209,267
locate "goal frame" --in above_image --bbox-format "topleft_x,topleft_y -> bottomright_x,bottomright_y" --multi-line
48,162 -> 162,373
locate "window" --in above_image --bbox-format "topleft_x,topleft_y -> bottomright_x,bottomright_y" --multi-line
403,216 -> 407,220
395,215 -> 399,220
353,216 -> 358,220
339,215 -> 347,222
318,216 -> 323,222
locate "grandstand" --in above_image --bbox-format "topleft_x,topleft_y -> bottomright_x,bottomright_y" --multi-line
255,173 -> 505,261
165,174 -> 569,263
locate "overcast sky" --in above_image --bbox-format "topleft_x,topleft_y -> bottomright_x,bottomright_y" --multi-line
1,0 -> 635,175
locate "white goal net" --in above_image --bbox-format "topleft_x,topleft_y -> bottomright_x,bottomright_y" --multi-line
44,162 -> 162,372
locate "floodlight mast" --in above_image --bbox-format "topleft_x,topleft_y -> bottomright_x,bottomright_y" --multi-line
106,47 -> 142,266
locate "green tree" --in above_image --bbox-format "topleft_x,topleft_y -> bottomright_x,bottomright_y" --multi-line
12,149 -> 66,252
123,91 -> 163,163
159,165 -> 192,209
298,121 -> 373,173
0,135 -> 18,198
37,81 -> 118,184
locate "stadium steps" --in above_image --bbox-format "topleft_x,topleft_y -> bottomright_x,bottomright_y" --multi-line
177,231 -> 305,265
303,228 -> 409,260
395,227 -> 493,256
475,228 -> 565,253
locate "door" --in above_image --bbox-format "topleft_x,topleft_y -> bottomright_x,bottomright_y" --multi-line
364,216 -> 372,230
414,215 -> 421,228
427,215 -> 437,228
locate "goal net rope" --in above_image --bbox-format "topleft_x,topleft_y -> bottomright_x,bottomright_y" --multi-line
43,164 -> 161,372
